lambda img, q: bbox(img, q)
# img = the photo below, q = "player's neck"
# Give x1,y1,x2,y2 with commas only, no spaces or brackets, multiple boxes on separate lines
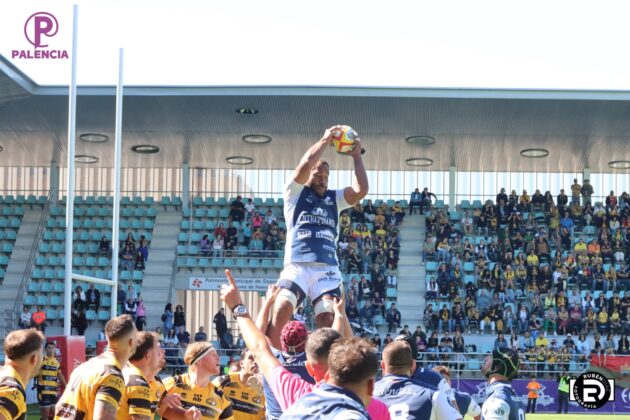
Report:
131,361,155,381
105,348,128,367
188,369,209,388
238,370,251,385
488,375,509,385
3,361,28,385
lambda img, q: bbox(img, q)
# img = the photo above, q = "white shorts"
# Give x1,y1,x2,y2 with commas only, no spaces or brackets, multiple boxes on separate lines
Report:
277,263,343,306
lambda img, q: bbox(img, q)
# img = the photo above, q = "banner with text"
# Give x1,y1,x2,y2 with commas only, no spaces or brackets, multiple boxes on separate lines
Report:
189,276,276,291
454,378,630,413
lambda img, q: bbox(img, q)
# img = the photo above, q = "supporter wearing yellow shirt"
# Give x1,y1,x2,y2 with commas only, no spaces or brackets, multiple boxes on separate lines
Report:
526,250,539,267
0,329,45,420
597,310,609,331
212,350,265,420
574,239,587,254
55,315,137,420
535,332,548,348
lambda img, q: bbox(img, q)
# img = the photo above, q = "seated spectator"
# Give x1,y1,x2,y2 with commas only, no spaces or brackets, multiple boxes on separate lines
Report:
125,232,136,252
229,196,246,221
18,306,31,329
31,305,46,333
73,286,86,311
134,250,145,271
386,303,401,333
199,234,211,256
213,234,225,257
72,308,88,335
86,283,101,312
420,187,437,214
99,235,110,257
264,209,276,226
194,326,207,342
360,301,375,328
120,244,134,271
372,291,385,317
494,333,508,350
125,298,137,318
409,188,422,215
346,301,360,325
126,285,138,302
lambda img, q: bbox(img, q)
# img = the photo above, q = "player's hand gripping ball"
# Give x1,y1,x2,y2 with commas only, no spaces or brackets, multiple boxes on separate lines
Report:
331,125,358,154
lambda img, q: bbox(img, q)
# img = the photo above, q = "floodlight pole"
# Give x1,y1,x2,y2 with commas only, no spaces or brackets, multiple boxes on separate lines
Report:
111,48,124,319
63,4,79,337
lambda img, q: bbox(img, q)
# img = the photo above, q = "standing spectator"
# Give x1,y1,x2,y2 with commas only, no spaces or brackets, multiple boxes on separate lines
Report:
194,326,207,342
229,195,246,221
420,187,437,214
557,369,570,413
126,284,138,302
135,294,146,331
162,303,174,331
31,306,46,332
409,188,422,215
71,308,88,335
581,179,593,205
386,303,401,333
173,304,186,332
526,376,541,413
19,305,31,329
86,283,101,312
213,307,228,343
570,179,582,205
137,235,149,262
225,221,238,254
98,235,110,257
125,232,136,251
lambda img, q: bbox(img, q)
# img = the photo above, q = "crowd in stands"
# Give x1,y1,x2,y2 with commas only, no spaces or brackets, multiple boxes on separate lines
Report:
413,179,630,375
118,232,150,271
197,196,287,257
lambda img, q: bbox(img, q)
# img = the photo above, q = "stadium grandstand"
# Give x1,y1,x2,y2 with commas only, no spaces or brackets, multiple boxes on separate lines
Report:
2,48,630,415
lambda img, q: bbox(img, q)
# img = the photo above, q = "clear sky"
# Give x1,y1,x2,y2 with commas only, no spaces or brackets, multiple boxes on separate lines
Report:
1,0,630,89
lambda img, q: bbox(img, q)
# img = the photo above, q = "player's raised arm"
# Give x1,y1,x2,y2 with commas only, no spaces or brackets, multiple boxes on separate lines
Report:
293,126,340,184
221,270,281,381
343,138,368,206
255,285,281,336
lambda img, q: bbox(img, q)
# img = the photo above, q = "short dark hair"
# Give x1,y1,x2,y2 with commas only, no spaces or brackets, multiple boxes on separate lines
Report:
105,314,136,341
382,341,412,375
328,337,378,386
4,329,45,360
305,328,341,363
129,332,158,362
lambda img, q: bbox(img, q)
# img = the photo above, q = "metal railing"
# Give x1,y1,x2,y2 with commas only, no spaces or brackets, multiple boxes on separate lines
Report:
10,196,50,332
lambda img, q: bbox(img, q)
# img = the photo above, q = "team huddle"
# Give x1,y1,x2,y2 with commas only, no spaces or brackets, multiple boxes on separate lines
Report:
0,127,524,419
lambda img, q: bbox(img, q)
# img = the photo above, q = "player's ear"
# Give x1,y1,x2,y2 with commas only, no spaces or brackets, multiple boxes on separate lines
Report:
410,359,417,375
380,360,385,371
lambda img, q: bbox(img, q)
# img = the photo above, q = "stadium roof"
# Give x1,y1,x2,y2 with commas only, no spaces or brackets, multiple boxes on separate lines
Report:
2,55,630,173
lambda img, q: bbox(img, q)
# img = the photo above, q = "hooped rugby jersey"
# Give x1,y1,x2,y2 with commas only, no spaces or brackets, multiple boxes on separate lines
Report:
262,348,313,419
0,366,27,420
481,381,524,420
54,354,125,420
162,373,233,420
212,373,265,420
37,356,62,399
117,363,166,420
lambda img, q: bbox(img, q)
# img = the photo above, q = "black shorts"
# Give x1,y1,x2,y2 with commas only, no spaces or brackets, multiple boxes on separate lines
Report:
38,394,58,407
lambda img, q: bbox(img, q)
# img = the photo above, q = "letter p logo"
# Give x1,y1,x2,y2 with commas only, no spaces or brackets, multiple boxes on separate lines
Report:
24,12,59,48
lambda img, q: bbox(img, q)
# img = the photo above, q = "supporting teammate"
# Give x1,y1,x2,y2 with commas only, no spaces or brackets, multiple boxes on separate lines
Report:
432,366,481,420
212,349,265,420
55,315,137,420
374,341,462,420
162,342,233,420
35,342,67,420
0,329,45,420
118,331,200,420
480,348,525,420
267,125,368,349
221,269,390,419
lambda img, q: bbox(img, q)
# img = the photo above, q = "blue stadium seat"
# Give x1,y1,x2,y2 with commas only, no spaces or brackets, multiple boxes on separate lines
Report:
28,282,39,292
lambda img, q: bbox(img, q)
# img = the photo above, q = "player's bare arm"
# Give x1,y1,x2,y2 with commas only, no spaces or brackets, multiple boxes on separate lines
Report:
93,400,118,420
255,285,281,336
293,126,341,184
343,138,369,206
221,270,282,382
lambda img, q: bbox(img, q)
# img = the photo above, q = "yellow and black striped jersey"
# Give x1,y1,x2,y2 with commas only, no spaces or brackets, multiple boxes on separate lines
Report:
54,354,125,420
0,366,27,420
37,356,61,397
211,374,264,420
117,364,166,420
162,373,233,420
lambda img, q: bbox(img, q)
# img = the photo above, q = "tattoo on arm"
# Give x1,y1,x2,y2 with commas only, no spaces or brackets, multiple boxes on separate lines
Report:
94,400,118,420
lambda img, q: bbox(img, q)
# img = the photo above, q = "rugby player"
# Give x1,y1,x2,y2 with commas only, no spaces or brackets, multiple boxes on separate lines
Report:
35,342,67,420
480,348,525,420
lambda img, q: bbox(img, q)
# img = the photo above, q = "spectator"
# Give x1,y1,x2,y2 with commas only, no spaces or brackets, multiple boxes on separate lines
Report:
73,286,86,311
31,306,46,332
360,301,375,329
581,179,593,205
213,308,228,343
125,232,136,251
86,283,101,312
71,308,88,335
229,195,246,221
420,187,437,214
570,178,582,205
409,188,422,215
212,234,225,257
99,235,110,257
138,235,149,261
199,234,211,256
386,303,401,333
162,303,174,331
526,376,541,413
124,298,137,318
294,307,307,324
244,198,256,220
135,295,146,331
120,244,134,271
194,326,207,342
18,306,31,329
134,250,145,271
163,328,179,364
174,304,186,332
126,285,138,302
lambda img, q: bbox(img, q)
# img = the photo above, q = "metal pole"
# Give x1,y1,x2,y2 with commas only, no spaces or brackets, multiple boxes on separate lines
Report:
111,48,124,320
63,4,79,336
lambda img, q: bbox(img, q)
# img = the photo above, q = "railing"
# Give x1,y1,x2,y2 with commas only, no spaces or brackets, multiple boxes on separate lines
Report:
10,196,50,332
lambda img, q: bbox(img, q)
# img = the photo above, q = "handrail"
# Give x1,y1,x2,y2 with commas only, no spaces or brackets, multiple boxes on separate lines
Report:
10,196,50,331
